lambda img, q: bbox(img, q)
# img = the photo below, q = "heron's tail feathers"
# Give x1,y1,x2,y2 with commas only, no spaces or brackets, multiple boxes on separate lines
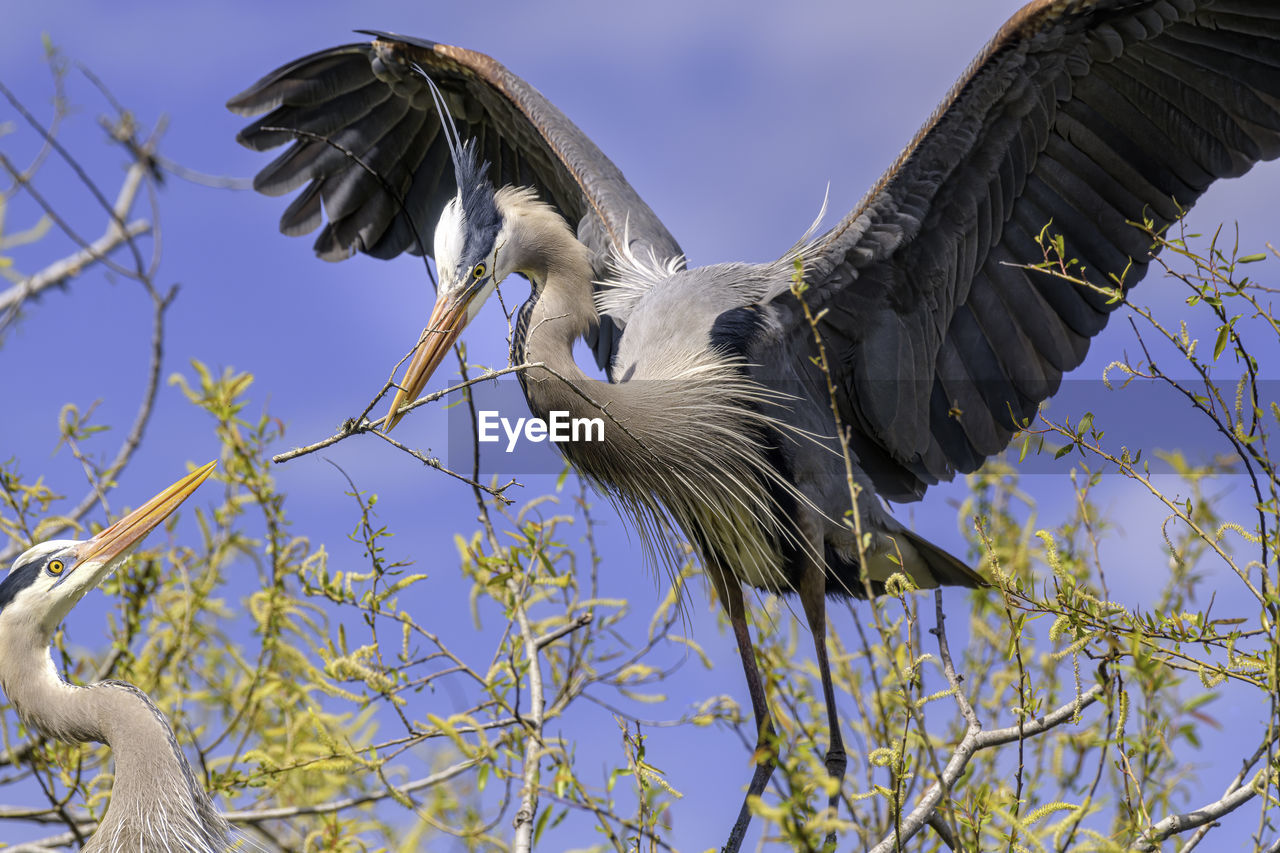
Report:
893,530,986,590
824,528,985,598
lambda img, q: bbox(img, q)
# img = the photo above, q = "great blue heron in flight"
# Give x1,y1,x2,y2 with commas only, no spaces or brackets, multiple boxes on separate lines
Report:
0,463,225,852
229,0,1280,846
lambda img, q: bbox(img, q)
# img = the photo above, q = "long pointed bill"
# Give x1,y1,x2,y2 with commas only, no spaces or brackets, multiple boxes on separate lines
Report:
384,290,476,432
69,461,217,576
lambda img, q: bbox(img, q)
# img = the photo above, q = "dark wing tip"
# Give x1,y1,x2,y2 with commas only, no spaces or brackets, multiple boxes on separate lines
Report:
225,43,373,117
226,88,264,115
355,30,442,52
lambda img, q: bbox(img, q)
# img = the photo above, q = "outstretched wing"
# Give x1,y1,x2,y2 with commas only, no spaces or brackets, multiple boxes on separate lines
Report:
229,31,681,265
228,32,684,368
789,0,1280,498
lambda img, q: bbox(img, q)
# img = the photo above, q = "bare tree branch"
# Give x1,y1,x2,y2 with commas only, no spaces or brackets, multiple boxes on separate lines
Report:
868,682,1106,853
1133,748,1275,852
0,80,147,274
0,219,150,314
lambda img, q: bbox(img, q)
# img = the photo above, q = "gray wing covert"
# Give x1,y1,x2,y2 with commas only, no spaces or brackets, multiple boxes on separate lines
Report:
785,0,1280,499
228,32,683,370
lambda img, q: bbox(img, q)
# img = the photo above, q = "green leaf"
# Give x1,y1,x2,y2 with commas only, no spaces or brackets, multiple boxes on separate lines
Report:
533,806,553,844
1213,325,1230,361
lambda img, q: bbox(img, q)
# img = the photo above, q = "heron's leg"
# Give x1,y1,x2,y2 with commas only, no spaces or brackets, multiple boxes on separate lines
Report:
799,561,847,843
707,565,775,853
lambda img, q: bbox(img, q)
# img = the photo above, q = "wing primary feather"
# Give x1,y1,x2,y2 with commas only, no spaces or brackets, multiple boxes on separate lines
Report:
253,140,327,197
1025,160,1142,287
1110,49,1262,170
999,215,1099,357
928,376,982,475
237,80,389,152
964,270,1053,403
983,240,1082,373
947,303,1036,433
1162,18,1280,84
1053,107,1184,221
226,46,374,115
935,331,1008,457
1071,72,1214,192
279,181,323,236
324,107,429,224
1092,59,1240,178
1039,133,1151,239
1138,38,1280,136
366,124,454,259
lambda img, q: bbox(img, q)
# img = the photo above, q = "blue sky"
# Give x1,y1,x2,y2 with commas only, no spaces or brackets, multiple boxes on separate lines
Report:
3,1,1279,849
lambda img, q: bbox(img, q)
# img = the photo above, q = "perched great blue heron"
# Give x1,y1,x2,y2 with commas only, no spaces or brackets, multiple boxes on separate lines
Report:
229,1,1280,846
0,463,225,852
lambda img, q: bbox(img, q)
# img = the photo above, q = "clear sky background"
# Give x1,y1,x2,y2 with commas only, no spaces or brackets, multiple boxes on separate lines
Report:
3,1,1279,850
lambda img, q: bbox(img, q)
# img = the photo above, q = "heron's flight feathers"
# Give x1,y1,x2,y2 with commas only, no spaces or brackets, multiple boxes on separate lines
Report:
797,0,1280,498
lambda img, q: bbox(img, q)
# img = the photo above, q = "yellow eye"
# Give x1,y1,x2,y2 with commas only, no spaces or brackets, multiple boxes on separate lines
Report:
472,263,487,279
47,559,65,575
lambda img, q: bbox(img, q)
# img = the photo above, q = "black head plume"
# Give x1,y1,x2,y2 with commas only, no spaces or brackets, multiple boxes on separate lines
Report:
411,63,500,263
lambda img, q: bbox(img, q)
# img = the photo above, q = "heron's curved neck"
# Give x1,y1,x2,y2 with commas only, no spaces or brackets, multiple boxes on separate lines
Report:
3,646,108,744
499,189,598,384
495,190,797,586
4,642,228,850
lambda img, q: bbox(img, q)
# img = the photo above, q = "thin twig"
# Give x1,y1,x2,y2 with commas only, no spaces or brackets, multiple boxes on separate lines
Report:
226,758,481,823
271,363,541,464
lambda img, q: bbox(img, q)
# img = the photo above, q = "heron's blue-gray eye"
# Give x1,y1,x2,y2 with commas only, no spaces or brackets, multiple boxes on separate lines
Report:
47,559,64,575
472,263,486,279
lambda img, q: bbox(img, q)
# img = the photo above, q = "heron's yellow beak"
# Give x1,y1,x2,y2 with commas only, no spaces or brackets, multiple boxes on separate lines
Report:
384,289,477,432
70,461,217,574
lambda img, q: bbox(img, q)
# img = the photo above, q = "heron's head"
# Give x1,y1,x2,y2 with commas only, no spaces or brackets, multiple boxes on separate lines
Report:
385,139,508,431
0,462,216,639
